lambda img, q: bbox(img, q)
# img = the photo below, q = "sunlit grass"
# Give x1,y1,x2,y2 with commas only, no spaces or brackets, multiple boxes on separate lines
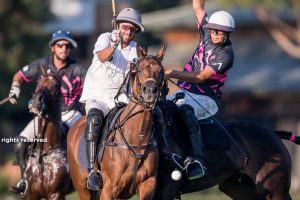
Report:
65,186,300,200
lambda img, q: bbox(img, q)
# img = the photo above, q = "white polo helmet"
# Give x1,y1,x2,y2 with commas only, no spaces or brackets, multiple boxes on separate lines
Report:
116,8,145,32
204,11,235,32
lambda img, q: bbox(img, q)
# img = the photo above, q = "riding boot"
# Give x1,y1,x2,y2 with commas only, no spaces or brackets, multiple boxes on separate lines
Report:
85,108,104,191
10,137,29,195
184,129,207,180
178,104,207,180
153,106,167,152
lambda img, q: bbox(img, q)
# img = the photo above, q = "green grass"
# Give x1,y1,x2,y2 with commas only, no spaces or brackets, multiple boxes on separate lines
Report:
64,186,300,200
2,186,300,199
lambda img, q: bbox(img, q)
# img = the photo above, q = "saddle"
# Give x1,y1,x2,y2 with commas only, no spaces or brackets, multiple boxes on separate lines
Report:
77,104,126,170
200,119,231,151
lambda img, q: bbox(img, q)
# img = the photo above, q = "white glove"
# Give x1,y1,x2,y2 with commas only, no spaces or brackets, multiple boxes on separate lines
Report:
110,29,121,49
9,81,21,104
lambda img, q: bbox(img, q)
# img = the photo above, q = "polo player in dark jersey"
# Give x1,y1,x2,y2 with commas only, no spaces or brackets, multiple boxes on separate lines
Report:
165,0,235,180
8,30,87,195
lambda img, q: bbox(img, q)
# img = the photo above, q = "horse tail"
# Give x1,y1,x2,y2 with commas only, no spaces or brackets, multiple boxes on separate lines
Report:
275,130,300,145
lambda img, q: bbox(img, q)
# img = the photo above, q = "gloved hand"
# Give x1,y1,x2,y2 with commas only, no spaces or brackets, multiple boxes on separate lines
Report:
9,81,21,104
110,29,121,49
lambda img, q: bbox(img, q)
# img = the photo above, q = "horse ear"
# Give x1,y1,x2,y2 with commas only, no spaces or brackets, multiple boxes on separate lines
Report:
136,45,148,60
156,43,168,61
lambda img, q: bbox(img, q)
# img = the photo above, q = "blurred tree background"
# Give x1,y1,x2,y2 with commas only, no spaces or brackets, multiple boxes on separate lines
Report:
0,0,53,163
219,0,300,59
131,0,182,13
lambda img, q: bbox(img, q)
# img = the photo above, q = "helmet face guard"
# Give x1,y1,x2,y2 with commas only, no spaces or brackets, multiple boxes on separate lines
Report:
115,8,144,32
204,11,235,33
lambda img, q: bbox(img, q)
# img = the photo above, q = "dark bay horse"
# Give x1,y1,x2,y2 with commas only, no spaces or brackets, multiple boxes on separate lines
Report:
23,73,72,200
67,45,167,200
154,97,300,200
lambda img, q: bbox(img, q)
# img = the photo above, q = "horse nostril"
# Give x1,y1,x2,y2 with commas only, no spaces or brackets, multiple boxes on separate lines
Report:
142,86,149,94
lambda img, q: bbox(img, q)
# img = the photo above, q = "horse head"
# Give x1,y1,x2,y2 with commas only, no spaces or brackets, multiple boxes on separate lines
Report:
129,44,167,107
30,70,61,117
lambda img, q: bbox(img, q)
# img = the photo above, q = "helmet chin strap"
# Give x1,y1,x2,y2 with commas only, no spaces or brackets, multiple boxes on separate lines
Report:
222,34,229,43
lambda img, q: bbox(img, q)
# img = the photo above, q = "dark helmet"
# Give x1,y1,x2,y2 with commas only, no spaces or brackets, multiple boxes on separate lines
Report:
49,30,77,48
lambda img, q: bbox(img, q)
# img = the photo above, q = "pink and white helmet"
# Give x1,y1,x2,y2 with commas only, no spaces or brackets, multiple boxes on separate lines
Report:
204,11,235,32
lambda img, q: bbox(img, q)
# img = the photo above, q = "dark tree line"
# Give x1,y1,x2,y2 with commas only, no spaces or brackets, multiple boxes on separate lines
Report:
0,0,53,135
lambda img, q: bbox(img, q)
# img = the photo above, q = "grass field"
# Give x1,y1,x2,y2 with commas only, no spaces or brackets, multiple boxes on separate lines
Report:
62,186,300,200
2,187,300,200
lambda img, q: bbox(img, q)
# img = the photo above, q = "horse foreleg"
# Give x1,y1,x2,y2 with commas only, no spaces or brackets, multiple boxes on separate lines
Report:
100,183,114,200
47,193,65,200
254,160,292,200
25,191,40,200
138,177,156,200
219,174,264,200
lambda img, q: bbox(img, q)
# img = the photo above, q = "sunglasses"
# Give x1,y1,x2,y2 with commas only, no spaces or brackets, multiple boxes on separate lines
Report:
209,29,225,36
55,42,72,49
120,24,139,33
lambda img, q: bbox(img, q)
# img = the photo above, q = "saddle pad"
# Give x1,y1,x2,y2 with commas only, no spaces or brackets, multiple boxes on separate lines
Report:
201,123,231,151
77,134,89,170
77,106,126,170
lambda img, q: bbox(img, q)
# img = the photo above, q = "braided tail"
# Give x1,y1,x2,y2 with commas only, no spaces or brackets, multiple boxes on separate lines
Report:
275,131,300,145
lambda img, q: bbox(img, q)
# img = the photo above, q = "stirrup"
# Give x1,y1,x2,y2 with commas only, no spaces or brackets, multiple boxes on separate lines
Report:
10,179,28,197
184,157,207,180
87,169,102,191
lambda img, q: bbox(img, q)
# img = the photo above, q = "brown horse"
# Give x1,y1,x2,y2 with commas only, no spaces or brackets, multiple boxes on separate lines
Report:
67,45,167,200
23,73,72,200
153,95,300,200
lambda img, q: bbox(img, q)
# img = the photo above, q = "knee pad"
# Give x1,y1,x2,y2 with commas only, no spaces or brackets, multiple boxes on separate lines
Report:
85,108,105,141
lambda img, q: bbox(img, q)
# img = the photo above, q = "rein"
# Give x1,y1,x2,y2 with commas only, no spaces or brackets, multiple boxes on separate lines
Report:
168,79,248,165
32,114,64,164
105,104,157,158
114,56,164,109
107,55,164,191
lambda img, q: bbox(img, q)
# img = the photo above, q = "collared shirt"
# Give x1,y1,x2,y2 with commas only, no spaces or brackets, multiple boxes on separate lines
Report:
80,32,138,109
177,13,234,104
18,56,86,112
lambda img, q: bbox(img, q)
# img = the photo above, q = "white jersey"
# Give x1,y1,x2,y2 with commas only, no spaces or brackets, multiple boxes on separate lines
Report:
80,32,138,109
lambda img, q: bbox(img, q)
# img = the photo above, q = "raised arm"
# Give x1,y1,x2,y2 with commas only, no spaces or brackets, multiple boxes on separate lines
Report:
193,0,206,25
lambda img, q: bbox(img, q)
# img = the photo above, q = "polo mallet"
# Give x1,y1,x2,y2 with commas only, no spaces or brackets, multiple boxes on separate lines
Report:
0,96,12,106
112,0,117,29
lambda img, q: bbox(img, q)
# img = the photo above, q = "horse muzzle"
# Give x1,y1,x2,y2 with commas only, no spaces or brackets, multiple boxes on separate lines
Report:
141,78,159,104
30,93,46,115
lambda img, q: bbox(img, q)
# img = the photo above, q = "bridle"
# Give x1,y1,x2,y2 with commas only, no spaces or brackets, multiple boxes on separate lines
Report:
30,74,60,119
115,55,164,109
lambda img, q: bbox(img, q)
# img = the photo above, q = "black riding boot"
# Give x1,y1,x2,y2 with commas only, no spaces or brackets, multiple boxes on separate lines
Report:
185,130,207,180
85,108,104,191
178,104,207,180
153,106,167,152
10,136,29,195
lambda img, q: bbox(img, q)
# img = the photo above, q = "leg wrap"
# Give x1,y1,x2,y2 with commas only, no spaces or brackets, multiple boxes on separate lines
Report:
15,136,29,177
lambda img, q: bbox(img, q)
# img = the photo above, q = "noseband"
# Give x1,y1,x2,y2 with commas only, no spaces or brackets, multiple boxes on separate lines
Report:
115,56,164,109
